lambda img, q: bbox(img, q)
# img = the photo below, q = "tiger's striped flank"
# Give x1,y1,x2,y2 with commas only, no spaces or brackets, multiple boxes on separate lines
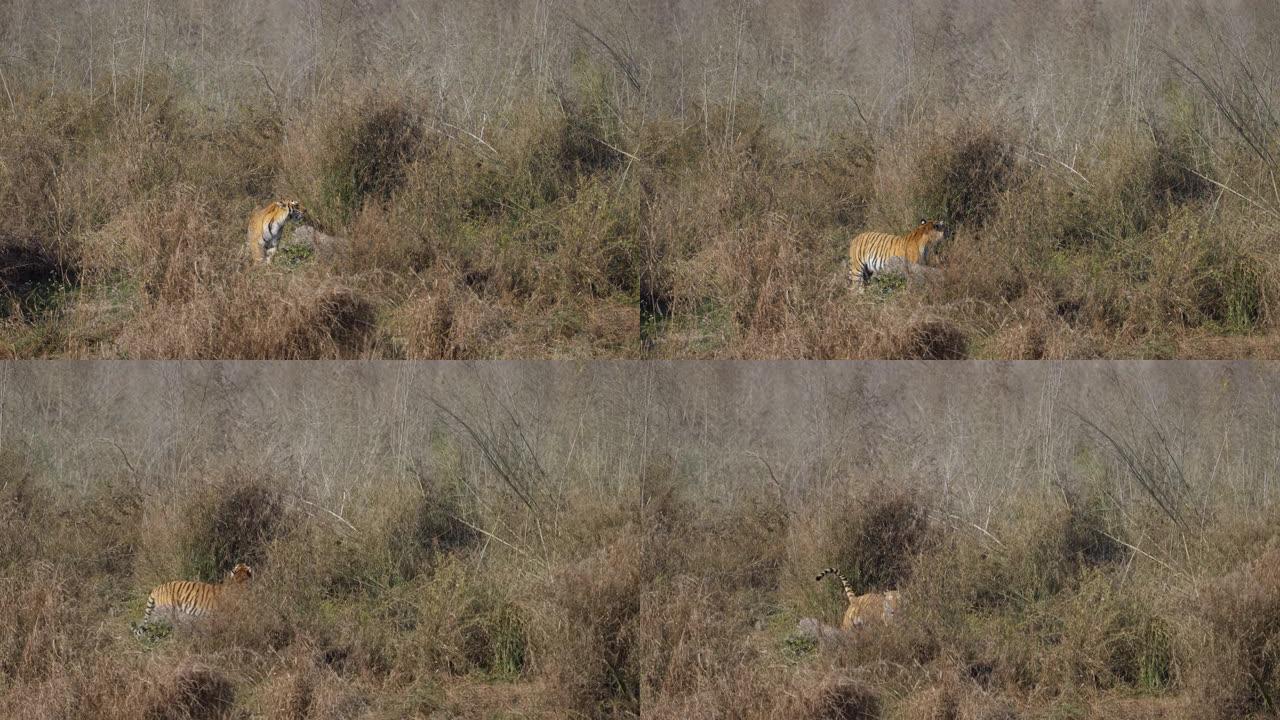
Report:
847,219,947,290
133,563,254,637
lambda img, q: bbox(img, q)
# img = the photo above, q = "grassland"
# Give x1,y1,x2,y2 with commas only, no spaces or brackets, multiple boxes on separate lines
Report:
1,2,641,358
640,1,1280,358
6,1,1280,358
0,364,644,718
641,362,1280,718
6,363,1280,718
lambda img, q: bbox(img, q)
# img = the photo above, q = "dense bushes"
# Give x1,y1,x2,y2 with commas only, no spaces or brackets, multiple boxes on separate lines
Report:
0,431,639,720
628,463,1280,719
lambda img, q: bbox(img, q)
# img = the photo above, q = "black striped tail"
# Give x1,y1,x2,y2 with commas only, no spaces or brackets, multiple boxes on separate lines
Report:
816,567,857,603
133,596,157,638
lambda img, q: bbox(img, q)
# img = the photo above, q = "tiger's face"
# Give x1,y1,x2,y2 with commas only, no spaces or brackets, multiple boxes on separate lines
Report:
228,563,254,583
282,200,305,222
916,219,948,260
917,218,947,244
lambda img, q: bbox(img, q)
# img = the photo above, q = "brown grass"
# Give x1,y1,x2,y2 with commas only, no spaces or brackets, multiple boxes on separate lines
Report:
631,362,1280,719
0,364,644,718
0,78,638,358
5,2,1280,356
9,362,1280,717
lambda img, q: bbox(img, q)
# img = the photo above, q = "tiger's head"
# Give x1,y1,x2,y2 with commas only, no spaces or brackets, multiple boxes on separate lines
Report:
910,218,948,257
227,563,255,583
281,200,305,222
915,218,947,241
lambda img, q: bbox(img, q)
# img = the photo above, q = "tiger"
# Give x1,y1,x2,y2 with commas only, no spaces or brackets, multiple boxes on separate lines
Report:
133,563,254,637
246,200,305,264
847,218,947,290
815,567,900,630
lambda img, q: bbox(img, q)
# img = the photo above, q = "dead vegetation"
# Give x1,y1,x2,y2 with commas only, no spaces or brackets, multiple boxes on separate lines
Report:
637,362,1280,719
0,364,644,718
4,1,1280,356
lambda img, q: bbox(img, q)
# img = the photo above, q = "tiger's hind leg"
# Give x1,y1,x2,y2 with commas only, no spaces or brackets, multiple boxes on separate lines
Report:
854,263,874,292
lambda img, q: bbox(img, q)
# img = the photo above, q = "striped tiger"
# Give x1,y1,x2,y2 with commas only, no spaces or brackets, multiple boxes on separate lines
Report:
246,200,305,264
815,567,900,630
133,563,254,637
847,219,947,290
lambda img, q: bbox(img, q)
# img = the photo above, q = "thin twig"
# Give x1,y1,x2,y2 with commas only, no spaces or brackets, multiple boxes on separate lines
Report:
242,61,281,109
1026,146,1091,185
429,396,538,512
940,511,1005,547
441,121,499,157
561,13,641,91
446,512,544,568
746,451,785,497
1095,529,1188,580
94,438,139,478
1181,165,1279,219
296,496,359,534
591,135,642,163
0,64,16,118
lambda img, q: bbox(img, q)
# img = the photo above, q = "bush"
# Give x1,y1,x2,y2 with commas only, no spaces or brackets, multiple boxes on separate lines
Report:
118,273,382,359
802,676,882,720
912,121,1017,228
143,662,237,720
1192,547,1280,717
539,534,642,716
180,480,285,582
319,99,425,224
0,237,78,323
823,486,932,593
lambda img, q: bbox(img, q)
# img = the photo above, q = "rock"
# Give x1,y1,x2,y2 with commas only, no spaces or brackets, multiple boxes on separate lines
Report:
796,617,846,642
287,225,350,260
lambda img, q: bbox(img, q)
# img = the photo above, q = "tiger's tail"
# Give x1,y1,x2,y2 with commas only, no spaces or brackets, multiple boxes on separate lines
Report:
816,567,857,604
133,595,157,638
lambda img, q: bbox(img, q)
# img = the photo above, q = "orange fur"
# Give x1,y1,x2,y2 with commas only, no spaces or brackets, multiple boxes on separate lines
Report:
134,563,253,635
816,567,900,630
246,200,305,264
847,219,947,290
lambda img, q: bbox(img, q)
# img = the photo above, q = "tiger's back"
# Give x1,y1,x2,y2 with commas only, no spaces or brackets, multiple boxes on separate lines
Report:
848,219,947,289
145,579,225,620
842,589,901,630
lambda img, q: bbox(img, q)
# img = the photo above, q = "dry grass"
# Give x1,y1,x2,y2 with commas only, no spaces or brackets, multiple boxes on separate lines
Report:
645,113,1280,358
636,362,1280,719
9,363,1280,717
0,364,644,718
0,55,638,358
4,2,1280,357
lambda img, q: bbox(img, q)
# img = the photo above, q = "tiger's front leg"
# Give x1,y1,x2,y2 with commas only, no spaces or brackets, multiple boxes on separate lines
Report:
263,219,283,263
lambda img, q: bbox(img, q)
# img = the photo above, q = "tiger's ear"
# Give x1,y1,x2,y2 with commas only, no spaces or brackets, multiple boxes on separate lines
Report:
918,218,927,225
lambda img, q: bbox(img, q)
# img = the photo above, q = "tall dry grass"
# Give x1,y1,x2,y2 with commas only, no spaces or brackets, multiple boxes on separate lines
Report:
638,362,1280,718
8,363,1280,716
0,364,645,718
5,1,1280,357
1,1,644,358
